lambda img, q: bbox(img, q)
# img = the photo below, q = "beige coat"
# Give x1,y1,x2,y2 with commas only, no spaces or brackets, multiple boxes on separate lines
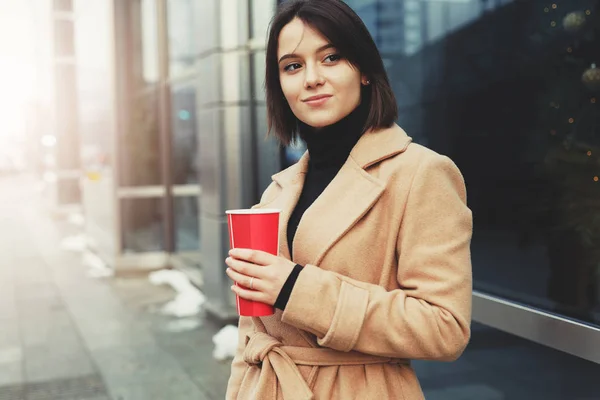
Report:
226,124,473,400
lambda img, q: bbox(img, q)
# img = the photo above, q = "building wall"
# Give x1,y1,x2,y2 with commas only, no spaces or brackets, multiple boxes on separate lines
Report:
75,0,119,262
196,0,280,318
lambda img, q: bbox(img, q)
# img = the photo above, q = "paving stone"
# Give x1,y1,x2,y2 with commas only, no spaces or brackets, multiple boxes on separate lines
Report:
23,343,96,384
153,318,231,399
107,375,211,400
91,343,194,385
0,383,25,400
18,306,94,382
19,307,73,346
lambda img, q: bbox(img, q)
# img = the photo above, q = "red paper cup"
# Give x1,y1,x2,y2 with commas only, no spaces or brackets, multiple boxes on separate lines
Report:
226,209,280,317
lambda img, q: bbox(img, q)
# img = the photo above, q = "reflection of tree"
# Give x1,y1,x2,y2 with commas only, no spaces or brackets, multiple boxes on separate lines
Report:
123,0,162,187
126,90,161,185
532,3,600,319
171,87,198,184
387,0,600,320
542,142,600,315
120,89,164,251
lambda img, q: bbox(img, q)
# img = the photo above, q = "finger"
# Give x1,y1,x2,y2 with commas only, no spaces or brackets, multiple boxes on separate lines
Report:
225,267,248,286
231,284,268,303
225,257,268,279
229,248,275,266
226,268,264,290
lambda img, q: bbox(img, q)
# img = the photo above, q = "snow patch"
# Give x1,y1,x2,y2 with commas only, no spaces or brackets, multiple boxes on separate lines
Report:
60,234,87,252
149,269,206,317
212,325,239,360
67,212,85,226
82,251,113,278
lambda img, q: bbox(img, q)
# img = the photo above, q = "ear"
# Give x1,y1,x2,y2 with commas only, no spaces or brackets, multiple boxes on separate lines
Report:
361,75,371,86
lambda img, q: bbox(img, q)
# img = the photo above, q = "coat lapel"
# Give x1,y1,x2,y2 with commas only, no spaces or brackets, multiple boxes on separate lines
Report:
291,157,384,267
291,124,412,266
269,153,309,260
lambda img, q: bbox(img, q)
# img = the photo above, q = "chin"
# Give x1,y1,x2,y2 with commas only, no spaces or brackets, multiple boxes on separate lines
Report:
300,114,343,129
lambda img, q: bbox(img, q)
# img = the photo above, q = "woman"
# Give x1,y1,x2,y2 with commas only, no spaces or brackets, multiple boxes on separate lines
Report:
224,0,472,399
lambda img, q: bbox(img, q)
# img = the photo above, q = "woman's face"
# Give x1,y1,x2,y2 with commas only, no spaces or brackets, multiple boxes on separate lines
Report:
277,18,365,129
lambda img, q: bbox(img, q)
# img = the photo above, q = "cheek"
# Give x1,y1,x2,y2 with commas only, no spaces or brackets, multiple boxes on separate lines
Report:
280,76,299,104
333,68,362,97
339,77,362,104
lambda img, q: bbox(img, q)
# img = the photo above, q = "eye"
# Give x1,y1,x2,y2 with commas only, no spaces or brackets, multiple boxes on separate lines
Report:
283,63,302,72
324,53,342,63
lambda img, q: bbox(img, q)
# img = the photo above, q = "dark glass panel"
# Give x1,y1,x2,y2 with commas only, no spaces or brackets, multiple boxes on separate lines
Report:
121,197,164,252
350,0,600,326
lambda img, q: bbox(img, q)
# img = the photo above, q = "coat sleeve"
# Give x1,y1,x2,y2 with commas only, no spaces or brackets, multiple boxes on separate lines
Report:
280,154,473,361
225,316,252,399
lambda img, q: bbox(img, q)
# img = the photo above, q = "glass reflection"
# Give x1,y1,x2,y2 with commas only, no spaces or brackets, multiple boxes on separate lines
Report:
121,197,165,252
171,84,199,184
167,0,197,76
120,0,162,186
349,0,600,325
174,196,199,251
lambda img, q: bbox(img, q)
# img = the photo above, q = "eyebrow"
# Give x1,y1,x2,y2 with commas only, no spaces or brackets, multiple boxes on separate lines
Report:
278,43,335,64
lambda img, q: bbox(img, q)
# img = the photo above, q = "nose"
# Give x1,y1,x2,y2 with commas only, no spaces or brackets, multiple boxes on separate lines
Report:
304,64,324,89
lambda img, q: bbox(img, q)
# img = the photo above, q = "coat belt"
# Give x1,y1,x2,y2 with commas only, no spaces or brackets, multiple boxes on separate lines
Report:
243,331,409,400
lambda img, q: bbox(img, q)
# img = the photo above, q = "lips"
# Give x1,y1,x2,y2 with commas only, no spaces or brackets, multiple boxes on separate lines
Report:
302,94,332,106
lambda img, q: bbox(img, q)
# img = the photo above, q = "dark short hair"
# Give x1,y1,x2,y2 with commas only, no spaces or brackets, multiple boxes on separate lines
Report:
265,0,398,146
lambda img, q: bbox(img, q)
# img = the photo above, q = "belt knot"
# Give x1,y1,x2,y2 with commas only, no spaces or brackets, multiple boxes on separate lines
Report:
243,331,283,365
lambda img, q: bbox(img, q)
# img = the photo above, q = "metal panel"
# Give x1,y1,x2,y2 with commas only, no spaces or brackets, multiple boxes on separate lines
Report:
195,0,219,55
172,184,201,196
220,0,249,51
197,53,222,106
252,50,266,102
222,50,251,103
111,0,130,260
254,104,279,196
157,0,175,253
236,0,250,47
251,0,275,41
472,291,600,364
223,105,256,210
117,186,166,198
197,108,225,216
199,214,238,320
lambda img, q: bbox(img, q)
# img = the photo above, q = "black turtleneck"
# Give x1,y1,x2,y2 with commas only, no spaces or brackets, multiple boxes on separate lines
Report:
273,102,368,310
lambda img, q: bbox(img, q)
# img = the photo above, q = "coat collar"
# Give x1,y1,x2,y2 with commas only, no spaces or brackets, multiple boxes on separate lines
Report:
271,124,412,188
268,124,412,264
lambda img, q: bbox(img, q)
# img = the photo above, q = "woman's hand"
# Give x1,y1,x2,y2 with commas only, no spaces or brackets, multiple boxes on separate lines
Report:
225,248,296,306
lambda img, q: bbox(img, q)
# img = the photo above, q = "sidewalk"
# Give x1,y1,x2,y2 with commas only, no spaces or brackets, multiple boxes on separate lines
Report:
0,175,230,400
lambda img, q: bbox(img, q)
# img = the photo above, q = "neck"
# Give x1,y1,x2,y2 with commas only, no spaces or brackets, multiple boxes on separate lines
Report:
299,102,369,170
